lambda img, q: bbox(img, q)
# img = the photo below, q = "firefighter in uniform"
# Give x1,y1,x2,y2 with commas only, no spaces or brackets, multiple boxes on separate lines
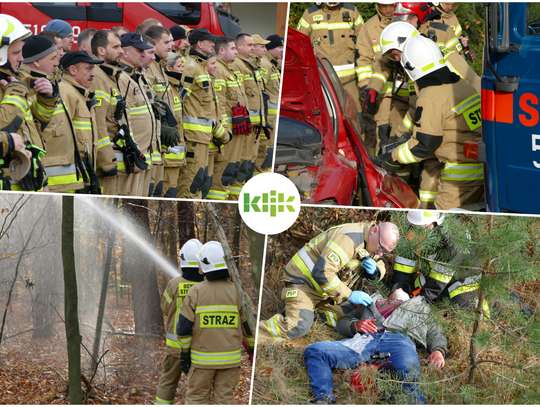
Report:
119,33,157,196
259,222,400,343
146,25,187,198
176,28,219,199
177,241,255,405
0,14,57,192
208,36,250,201
19,35,85,193
391,211,486,313
356,1,394,145
298,3,364,113
90,30,133,195
59,51,105,194
364,2,463,153
376,21,481,207
231,33,266,184
155,239,204,406
376,35,483,210
170,25,190,61
204,52,230,199
255,34,283,175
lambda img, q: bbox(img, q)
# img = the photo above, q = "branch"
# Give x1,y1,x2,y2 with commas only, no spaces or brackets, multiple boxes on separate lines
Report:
44,361,67,382
121,202,178,232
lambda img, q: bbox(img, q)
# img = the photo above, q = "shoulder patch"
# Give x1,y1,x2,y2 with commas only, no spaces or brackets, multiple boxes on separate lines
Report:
358,249,370,258
286,290,298,299
313,14,323,21
328,252,341,265
429,22,450,32
415,106,423,124
184,76,194,84
342,231,364,248
342,3,356,11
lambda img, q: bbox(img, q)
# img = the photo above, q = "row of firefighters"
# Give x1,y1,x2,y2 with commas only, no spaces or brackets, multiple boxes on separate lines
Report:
0,14,283,199
297,2,484,211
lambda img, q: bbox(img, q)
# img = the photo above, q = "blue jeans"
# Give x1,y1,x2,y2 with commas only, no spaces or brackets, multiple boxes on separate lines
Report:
303,332,425,404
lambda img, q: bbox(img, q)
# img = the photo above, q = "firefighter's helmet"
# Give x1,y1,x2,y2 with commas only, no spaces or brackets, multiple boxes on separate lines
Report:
380,21,419,56
376,0,396,20
392,2,432,24
401,34,446,81
0,14,32,65
197,241,227,274
179,238,203,268
407,210,445,227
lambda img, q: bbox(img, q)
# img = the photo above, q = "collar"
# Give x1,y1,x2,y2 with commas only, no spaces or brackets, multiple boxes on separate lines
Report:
165,69,183,86
189,49,207,60
264,52,278,65
18,64,54,97
416,66,460,90
237,54,255,68
119,60,135,74
99,62,123,78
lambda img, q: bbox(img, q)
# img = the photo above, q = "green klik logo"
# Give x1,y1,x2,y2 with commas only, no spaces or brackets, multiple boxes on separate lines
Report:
243,190,295,217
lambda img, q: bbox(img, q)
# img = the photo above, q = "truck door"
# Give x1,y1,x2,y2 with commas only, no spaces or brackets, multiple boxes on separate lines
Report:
483,3,540,213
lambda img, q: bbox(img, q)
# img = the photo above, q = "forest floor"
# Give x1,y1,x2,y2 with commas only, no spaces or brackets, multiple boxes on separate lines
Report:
0,292,253,405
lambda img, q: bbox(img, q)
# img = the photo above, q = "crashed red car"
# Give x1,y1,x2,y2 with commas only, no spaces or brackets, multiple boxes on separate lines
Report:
276,27,419,208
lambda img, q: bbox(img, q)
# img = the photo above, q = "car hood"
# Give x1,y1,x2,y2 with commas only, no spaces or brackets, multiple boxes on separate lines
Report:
280,27,328,137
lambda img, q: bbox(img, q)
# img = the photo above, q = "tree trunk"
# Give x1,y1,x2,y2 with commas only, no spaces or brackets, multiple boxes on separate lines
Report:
177,201,195,247
62,196,82,404
169,222,178,268
232,207,242,270
123,199,163,335
247,225,265,294
91,198,118,370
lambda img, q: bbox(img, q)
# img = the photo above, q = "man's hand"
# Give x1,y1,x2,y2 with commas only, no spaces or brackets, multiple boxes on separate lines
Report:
0,76,17,86
9,132,25,152
461,36,469,48
362,88,379,115
348,290,373,306
362,258,377,275
33,78,53,96
426,350,445,368
355,318,378,334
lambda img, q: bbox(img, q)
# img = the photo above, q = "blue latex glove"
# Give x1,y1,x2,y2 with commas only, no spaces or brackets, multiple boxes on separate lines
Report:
348,291,373,306
362,258,377,275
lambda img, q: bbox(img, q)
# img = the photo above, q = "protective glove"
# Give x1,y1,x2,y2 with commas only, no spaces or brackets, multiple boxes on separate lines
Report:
180,352,191,374
83,152,101,195
362,258,377,275
232,104,248,135
463,45,476,63
134,152,148,171
373,151,402,172
348,291,373,306
151,99,167,120
243,106,252,134
124,130,148,172
247,347,254,363
161,121,181,147
362,88,379,115
355,318,378,334
19,145,45,191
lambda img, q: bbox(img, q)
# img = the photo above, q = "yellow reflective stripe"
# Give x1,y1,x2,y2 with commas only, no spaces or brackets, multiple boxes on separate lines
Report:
354,15,364,26
196,305,237,312
306,235,327,251
130,105,151,115
397,142,418,164
394,263,415,274
73,120,91,130
372,73,387,84
403,113,414,131
449,282,479,298
429,269,453,284
244,336,255,347
268,315,283,342
195,74,212,83
326,240,349,264
446,36,460,49
191,349,241,365
372,44,381,53
419,190,437,202
47,173,81,186
324,311,337,328
345,258,360,268
184,122,212,132
178,336,192,349
164,152,186,160
312,22,359,30
320,276,341,292
441,163,484,181
452,94,481,115
455,25,462,36
298,17,310,29
94,90,111,104
335,67,356,78
163,289,172,304
153,83,167,92
166,338,180,348
33,100,55,118
1,95,29,115
52,104,66,115
174,103,182,112
97,136,111,149
155,396,174,405
292,252,325,296
207,189,228,200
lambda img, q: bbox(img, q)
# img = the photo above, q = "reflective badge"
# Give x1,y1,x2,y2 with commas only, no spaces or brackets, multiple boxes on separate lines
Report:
134,87,141,95
464,106,482,131
215,84,222,92
95,99,102,107
174,96,180,103
178,282,197,296
313,15,323,21
286,290,298,298
328,252,340,265
358,249,369,258
200,313,238,328
112,89,118,96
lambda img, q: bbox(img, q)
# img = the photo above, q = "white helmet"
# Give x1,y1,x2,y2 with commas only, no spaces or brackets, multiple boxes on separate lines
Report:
407,210,445,226
380,21,419,56
179,238,203,268
400,34,446,81
376,1,395,19
197,241,227,274
0,14,32,66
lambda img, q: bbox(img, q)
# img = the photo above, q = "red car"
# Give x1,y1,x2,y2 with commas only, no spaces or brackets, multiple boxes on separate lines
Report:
277,27,419,208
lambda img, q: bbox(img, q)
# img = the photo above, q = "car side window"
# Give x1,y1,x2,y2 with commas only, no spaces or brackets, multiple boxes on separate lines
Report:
319,57,346,112
527,3,540,35
146,2,202,25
